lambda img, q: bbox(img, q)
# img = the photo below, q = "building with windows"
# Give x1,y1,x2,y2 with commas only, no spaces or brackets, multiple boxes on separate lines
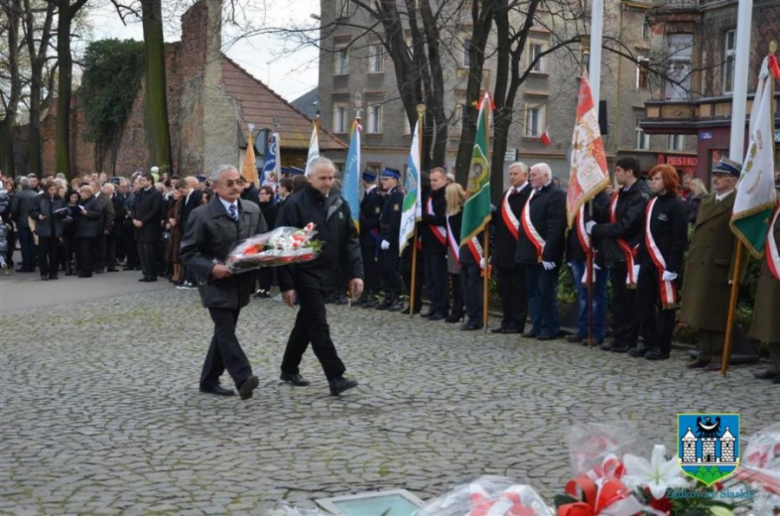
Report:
640,0,780,183
317,0,695,182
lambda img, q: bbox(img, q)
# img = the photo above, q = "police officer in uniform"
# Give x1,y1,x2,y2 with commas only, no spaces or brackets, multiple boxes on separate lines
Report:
376,168,404,311
358,169,384,308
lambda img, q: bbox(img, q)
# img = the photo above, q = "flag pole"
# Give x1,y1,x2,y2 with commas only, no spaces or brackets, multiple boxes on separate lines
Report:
410,104,425,318
721,243,744,376
587,202,594,348
483,230,490,333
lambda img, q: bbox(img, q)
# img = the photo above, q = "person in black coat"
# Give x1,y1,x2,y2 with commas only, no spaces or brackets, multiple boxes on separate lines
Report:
491,162,532,334
419,167,450,319
74,186,103,278
180,165,267,400
103,183,124,272
514,163,567,340
132,173,164,282
629,164,688,361
357,170,384,307
588,157,652,352
30,180,67,280
240,179,260,206
376,168,405,311
276,157,363,396
255,184,278,296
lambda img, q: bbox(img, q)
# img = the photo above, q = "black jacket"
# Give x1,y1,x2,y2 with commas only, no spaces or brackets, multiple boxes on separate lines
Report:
241,184,260,206
110,194,126,238
179,190,201,229
74,197,102,238
259,201,278,230
180,197,267,309
30,195,66,238
276,184,363,292
514,183,567,265
591,179,652,267
133,187,164,243
565,191,610,263
493,183,531,269
359,186,383,248
379,186,404,246
420,187,447,254
637,192,688,274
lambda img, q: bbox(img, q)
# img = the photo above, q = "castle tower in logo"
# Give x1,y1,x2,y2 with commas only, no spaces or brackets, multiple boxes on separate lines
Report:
677,414,740,486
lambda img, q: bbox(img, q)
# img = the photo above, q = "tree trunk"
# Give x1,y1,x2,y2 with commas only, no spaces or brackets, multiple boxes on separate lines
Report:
54,0,73,178
419,0,447,168
141,0,172,174
0,0,22,177
24,0,55,177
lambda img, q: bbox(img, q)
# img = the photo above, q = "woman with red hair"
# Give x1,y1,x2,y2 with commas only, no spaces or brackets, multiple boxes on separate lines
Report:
629,164,688,361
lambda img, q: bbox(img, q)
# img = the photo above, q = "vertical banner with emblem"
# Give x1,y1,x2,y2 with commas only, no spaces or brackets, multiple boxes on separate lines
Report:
460,92,493,245
260,132,280,191
343,119,362,232
399,121,422,254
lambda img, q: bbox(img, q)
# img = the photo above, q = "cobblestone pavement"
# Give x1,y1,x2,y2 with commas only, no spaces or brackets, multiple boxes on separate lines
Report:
2,282,779,515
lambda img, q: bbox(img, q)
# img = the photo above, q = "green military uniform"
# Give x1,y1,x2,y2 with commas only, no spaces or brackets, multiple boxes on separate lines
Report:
749,209,780,374
680,191,741,362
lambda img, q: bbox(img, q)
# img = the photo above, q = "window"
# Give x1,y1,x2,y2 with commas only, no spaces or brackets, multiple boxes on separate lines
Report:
367,104,383,134
667,134,684,151
529,43,545,73
636,57,650,89
635,118,649,150
524,105,544,137
665,33,692,101
333,103,348,133
336,0,351,18
369,44,384,73
642,18,651,40
334,47,349,75
461,38,471,68
723,30,736,94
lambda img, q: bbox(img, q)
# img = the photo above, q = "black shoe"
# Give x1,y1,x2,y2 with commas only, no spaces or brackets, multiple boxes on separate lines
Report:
49,275,58,280
106,268,119,272
334,295,349,305
40,275,50,281
200,384,236,397
329,376,358,396
138,277,147,282
375,301,392,311
460,322,482,331
78,273,92,278
565,334,583,343
428,312,446,321
447,314,463,323
754,370,777,380
522,331,539,338
610,344,631,353
628,346,649,357
238,375,259,400
362,298,379,309
645,349,670,361
387,301,404,312
687,359,711,369
537,334,555,341
280,372,310,386
420,310,435,318
400,305,421,315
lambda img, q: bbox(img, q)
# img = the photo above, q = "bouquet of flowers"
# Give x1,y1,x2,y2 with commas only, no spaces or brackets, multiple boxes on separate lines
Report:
225,223,323,273
415,475,554,515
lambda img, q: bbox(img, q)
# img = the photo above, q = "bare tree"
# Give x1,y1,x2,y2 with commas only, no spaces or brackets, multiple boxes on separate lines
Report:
0,0,22,176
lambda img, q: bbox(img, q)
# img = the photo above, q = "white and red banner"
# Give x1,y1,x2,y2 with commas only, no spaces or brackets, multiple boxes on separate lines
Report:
567,72,610,229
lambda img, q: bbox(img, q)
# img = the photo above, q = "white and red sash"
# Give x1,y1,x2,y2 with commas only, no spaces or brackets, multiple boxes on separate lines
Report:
610,191,638,289
521,189,545,261
446,215,461,268
447,214,486,271
576,205,596,284
644,198,677,309
427,197,447,245
501,188,521,240
767,206,780,282
467,236,484,269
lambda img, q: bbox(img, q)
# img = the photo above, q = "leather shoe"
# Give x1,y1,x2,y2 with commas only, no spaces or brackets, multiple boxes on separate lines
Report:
460,322,482,331
445,314,462,323
238,375,259,400
565,334,583,343
704,362,722,372
280,372,310,386
537,334,555,341
428,313,446,321
754,370,777,380
387,301,404,312
329,376,358,396
106,268,119,272
522,331,538,338
420,310,435,318
687,359,711,369
610,343,631,353
400,305,421,315
490,327,506,334
628,346,648,357
645,349,670,361
200,384,236,397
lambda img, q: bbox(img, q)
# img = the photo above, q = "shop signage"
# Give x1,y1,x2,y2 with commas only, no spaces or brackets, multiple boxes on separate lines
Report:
657,154,698,167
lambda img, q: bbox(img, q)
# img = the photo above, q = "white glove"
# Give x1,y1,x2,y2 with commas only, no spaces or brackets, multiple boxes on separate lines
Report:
585,221,597,235
381,240,390,251
479,258,486,269
632,264,640,278
594,263,601,271
542,261,555,271
662,270,678,281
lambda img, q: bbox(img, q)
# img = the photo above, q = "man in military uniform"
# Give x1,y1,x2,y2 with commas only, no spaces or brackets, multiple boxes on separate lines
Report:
750,175,780,383
376,168,404,311
681,158,743,370
358,169,383,308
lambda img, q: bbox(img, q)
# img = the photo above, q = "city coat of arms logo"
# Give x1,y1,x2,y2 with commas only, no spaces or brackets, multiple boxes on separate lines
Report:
678,413,740,485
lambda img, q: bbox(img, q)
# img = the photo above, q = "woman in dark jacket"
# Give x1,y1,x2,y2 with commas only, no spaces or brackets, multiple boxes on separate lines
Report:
1,177,16,270
29,180,66,280
444,183,465,323
164,189,184,284
74,186,103,278
62,191,80,275
255,185,278,296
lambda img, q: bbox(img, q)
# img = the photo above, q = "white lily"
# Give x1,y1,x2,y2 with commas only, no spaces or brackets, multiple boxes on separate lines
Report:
622,444,689,499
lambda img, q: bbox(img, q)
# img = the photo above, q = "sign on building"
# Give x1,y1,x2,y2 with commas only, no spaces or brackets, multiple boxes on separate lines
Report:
504,149,517,162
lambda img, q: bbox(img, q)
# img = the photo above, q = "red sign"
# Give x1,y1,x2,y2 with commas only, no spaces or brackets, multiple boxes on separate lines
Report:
657,154,698,167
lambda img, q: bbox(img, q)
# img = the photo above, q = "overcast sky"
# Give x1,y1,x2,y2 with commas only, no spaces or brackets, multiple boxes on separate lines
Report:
84,0,320,103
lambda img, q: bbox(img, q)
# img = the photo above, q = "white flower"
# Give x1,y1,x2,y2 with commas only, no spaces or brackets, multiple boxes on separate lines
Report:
622,444,689,499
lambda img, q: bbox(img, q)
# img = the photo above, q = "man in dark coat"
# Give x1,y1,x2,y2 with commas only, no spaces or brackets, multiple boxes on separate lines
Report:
514,163,567,340
178,176,202,289
681,157,743,370
376,168,404,311
74,186,103,278
180,165,266,401
589,156,651,352
132,173,163,282
276,157,364,396
106,183,125,272
93,182,116,273
11,176,37,272
357,169,383,307
491,162,532,334
420,167,450,319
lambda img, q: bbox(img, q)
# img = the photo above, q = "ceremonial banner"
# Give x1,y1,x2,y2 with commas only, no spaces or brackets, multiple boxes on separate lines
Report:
460,92,493,245
241,130,259,186
304,121,320,175
260,132,280,191
399,121,422,254
730,55,780,258
343,119,362,231
567,72,610,228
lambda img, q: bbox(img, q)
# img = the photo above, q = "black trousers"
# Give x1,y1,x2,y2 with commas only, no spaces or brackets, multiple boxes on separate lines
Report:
281,287,346,381
636,269,676,353
137,241,157,279
461,263,483,324
361,244,382,293
124,226,138,268
496,265,527,332
38,235,59,278
380,247,402,298
106,236,118,269
611,265,639,346
95,232,107,270
78,237,95,276
202,307,253,389
449,272,464,317
424,253,449,314
258,268,273,293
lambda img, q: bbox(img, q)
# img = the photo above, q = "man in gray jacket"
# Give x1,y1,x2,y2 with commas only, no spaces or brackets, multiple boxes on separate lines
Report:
11,177,38,272
180,165,267,401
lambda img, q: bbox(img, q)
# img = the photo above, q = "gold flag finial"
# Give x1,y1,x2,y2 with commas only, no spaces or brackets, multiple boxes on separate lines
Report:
416,103,425,116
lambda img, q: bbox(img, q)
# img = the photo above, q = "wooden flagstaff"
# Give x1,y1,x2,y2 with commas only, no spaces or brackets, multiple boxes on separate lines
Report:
721,243,744,376
483,230,490,333
587,201,595,348
409,104,425,318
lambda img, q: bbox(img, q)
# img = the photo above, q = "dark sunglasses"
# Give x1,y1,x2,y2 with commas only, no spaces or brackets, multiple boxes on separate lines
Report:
223,179,245,187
